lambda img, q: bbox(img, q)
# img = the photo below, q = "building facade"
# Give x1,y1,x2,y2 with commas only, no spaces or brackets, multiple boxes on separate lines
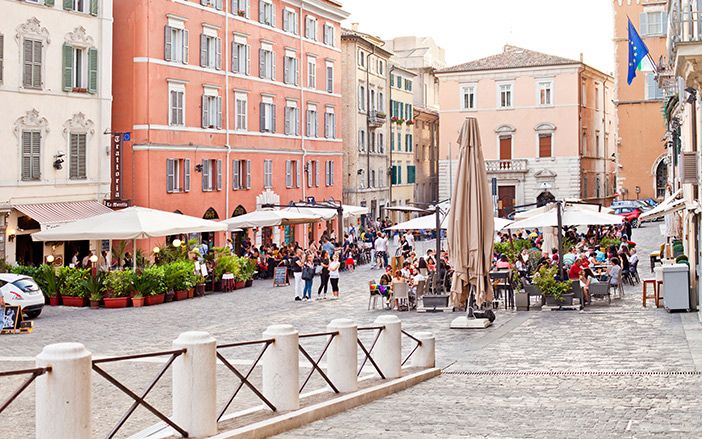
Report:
413,106,439,205
0,0,113,265
436,45,616,216
112,0,348,247
613,0,670,201
388,64,416,222
340,26,390,223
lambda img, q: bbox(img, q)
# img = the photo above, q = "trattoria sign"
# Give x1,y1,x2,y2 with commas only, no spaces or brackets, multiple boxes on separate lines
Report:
111,134,123,200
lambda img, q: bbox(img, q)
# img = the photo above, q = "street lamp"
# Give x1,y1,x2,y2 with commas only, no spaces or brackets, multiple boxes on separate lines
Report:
89,254,99,277
172,239,182,248
46,255,55,264
153,246,160,254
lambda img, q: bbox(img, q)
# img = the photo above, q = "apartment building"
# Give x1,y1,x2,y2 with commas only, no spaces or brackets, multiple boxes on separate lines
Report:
0,0,113,265
388,64,416,222
340,25,390,224
112,0,348,246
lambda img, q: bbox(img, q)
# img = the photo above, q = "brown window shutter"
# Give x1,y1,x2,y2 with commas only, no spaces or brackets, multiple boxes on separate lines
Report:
539,134,552,158
499,136,512,160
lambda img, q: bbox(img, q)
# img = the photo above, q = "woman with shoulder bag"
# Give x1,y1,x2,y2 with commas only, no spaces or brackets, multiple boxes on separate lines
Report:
329,253,341,299
301,254,316,302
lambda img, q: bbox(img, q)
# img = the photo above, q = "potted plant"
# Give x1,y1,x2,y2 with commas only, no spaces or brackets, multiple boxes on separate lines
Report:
215,255,239,290
237,9,246,17
141,266,166,305
131,292,145,307
60,267,90,307
103,270,132,308
533,266,573,307
240,257,256,287
82,273,105,309
165,261,195,301
195,274,207,297
406,118,415,126
39,264,61,306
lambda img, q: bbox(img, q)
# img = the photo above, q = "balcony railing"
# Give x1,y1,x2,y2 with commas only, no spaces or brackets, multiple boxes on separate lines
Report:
669,0,702,56
368,110,386,128
485,159,528,173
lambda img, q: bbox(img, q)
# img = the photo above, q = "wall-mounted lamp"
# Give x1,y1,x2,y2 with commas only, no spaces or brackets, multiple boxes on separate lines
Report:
685,87,697,104
7,228,16,242
53,153,65,170
357,169,364,175
195,164,203,173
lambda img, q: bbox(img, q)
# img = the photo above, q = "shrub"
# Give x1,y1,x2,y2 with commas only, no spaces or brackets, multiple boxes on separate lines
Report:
61,268,90,297
104,270,133,298
37,264,59,298
239,257,256,281
214,255,239,281
163,260,197,291
136,266,166,296
533,266,572,302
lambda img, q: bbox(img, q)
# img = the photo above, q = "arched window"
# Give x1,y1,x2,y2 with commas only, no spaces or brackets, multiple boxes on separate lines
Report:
655,159,668,198
203,207,219,220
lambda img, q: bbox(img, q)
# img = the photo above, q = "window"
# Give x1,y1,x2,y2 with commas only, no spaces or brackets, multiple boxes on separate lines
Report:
283,9,298,34
595,85,600,110
359,84,366,111
232,159,251,190
397,131,401,151
263,159,273,188
498,83,512,108
166,158,191,193
378,132,384,153
306,160,313,187
259,0,274,26
259,44,275,80
259,98,276,132
377,59,384,75
323,24,334,46
325,160,334,186
306,105,318,137
284,52,298,85
66,0,98,14
390,74,394,87
405,133,413,152
370,170,376,188
538,81,552,106
23,39,43,89
21,131,41,181
164,24,189,64
201,92,222,129
581,81,587,106
324,107,335,138
284,101,300,135
62,45,98,93
285,160,301,187
326,62,334,93
168,82,185,126
405,79,412,92
359,129,365,151
378,91,385,112
307,56,316,88
68,133,87,179
396,76,403,89
645,73,665,100
231,38,250,74
369,130,375,152
201,0,223,10
538,133,552,158
358,50,365,67
407,165,416,184
200,159,222,191
0,34,3,83
200,33,222,69
305,16,317,40
499,135,512,160
235,92,247,130
461,84,476,110
232,0,249,18
390,128,395,151
640,11,666,36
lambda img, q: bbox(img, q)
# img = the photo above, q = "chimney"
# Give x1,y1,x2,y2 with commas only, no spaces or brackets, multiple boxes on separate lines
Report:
351,22,359,31
580,52,584,63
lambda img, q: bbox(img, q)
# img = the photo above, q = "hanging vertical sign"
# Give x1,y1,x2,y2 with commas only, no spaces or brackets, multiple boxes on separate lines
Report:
106,133,130,209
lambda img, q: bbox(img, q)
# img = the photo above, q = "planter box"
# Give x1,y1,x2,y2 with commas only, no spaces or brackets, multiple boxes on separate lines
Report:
187,288,194,299
545,293,574,307
62,296,87,307
90,300,100,309
49,296,60,306
131,297,145,307
103,297,130,309
235,280,246,289
174,290,188,301
515,292,529,311
422,294,449,309
245,279,253,288
145,293,166,306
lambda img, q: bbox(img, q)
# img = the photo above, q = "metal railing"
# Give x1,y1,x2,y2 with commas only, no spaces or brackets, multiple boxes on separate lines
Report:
92,349,187,439
357,325,386,379
298,331,340,393
216,338,276,421
0,366,50,415
485,159,528,173
401,330,423,366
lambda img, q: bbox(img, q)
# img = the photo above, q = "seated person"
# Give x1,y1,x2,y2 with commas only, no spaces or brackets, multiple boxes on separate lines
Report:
607,258,622,285
379,266,393,286
629,248,640,273
578,268,599,304
568,259,583,280
495,255,512,270
400,261,412,279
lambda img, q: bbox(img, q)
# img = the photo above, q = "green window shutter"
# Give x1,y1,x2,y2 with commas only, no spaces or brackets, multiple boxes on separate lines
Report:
63,0,72,10
62,44,74,91
90,0,98,16
391,166,397,185
88,48,98,93
45,0,55,6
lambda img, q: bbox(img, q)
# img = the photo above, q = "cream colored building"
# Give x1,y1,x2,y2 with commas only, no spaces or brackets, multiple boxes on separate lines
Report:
388,64,417,222
341,25,391,224
0,0,113,265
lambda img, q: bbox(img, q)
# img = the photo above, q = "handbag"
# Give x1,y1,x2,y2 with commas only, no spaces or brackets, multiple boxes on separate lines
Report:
302,266,315,280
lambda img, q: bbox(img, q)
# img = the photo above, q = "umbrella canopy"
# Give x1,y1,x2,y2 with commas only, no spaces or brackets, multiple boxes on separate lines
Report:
507,204,623,229
220,209,321,230
447,118,494,309
640,189,682,222
283,204,369,220
32,206,227,241
383,205,431,214
387,213,511,232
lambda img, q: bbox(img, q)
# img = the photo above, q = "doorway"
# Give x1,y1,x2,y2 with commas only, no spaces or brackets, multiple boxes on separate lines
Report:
498,185,516,218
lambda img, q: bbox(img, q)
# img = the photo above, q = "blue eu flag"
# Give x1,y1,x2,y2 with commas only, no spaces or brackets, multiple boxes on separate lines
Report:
627,18,650,85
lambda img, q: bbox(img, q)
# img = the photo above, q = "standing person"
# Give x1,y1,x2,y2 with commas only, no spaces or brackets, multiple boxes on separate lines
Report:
374,232,388,269
301,254,316,302
291,249,304,301
316,250,330,300
329,253,341,299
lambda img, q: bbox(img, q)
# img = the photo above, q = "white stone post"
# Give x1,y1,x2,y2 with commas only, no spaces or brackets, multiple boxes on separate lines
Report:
262,324,299,411
374,315,402,379
410,332,436,368
326,318,358,392
35,343,92,439
172,331,217,437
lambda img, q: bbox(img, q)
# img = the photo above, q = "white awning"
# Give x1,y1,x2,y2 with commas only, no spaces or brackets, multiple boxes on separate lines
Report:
640,189,683,222
14,201,113,230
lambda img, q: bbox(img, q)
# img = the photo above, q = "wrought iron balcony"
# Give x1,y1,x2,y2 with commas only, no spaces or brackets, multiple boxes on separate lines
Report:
368,110,386,128
669,0,702,57
485,159,528,173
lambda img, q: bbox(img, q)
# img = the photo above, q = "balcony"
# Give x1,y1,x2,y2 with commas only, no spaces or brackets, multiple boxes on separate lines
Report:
669,0,702,86
485,159,528,173
368,110,386,129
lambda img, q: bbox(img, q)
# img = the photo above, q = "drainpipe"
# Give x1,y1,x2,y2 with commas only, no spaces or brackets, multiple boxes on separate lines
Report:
224,1,231,220
388,65,396,217
300,2,307,202
366,47,375,218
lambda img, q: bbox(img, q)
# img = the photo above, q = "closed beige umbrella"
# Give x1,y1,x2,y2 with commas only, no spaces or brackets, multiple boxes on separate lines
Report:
448,118,494,311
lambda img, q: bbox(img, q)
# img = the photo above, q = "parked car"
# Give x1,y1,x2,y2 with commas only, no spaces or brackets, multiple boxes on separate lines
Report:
613,206,643,227
611,200,652,211
641,198,659,208
0,273,45,319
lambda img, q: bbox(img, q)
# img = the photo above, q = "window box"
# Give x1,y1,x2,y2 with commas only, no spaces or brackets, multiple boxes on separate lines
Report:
237,9,246,17
406,119,414,126
72,87,88,93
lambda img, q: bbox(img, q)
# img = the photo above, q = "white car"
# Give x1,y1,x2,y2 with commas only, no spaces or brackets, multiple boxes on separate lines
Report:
0,273,45,319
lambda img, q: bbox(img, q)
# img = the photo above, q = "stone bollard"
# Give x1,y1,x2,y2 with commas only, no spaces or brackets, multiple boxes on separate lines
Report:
172,331,218,437
35,343,92,439
374,315,402,379
409,332,436,368
262,324,299,411
326,318,358,392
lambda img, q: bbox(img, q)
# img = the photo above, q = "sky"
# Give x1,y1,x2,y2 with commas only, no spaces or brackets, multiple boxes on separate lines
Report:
342,0,615,74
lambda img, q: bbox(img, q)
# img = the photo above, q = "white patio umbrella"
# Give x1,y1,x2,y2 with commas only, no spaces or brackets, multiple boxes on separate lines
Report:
507,204,623,229
387,213,512,232
283,204,369,220
220,209,322,230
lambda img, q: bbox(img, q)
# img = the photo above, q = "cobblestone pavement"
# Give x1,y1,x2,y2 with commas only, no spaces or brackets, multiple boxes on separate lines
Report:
3,222,702,438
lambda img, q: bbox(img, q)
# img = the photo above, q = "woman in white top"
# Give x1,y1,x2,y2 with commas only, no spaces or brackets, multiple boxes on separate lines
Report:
329,253,341,299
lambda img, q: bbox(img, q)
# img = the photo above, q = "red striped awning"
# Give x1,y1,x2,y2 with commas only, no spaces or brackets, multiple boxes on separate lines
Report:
14,201,112,230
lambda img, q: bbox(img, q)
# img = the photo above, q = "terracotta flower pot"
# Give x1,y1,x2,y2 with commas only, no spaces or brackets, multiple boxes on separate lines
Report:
187,288,194,299
49,296,60,306
89,300,100,309
103,297,130,309
195,283,206,297
145,293,166,306
174,290,188,301
62,296,87,307
131,297,145,307
235,280,246,289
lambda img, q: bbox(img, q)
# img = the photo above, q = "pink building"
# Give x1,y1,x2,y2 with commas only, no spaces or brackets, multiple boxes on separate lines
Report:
436,45,616,216
113,0,348,246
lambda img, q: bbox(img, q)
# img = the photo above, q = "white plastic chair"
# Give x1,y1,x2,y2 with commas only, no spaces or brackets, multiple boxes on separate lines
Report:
392,282,410,311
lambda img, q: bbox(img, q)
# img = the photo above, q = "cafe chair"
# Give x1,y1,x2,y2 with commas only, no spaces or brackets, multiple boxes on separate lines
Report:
589,282,611,304
650,244,664,273
368,282,384,310
629,260,641,285
393,282,410,311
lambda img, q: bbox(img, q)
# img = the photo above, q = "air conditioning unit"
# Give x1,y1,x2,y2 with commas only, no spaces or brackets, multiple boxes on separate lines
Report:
679,151,699,185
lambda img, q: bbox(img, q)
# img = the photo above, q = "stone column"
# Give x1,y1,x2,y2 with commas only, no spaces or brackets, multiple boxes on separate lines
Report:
409,332,435,368
327,318,358,392
262,324,299,411
374,315,402,379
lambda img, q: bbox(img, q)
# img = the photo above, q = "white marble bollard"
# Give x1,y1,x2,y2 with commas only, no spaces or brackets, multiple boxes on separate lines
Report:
172,331,218,437
35,343,92,439
262,324,299,411
374,315,402,379
409,332,436,368
326,318,358,392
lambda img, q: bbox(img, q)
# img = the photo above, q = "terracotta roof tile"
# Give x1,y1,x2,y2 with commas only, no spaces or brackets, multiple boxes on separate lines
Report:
437,45,579,74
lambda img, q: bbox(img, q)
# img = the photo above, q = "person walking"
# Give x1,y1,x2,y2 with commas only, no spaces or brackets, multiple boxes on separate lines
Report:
316,250,330,300
329,253,341,299
301,253,316,302
291,249,304,301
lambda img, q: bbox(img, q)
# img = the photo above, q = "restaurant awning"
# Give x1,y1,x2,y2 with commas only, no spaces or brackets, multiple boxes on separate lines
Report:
283,204,369,220
14,201,113,230
640,189,683,222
